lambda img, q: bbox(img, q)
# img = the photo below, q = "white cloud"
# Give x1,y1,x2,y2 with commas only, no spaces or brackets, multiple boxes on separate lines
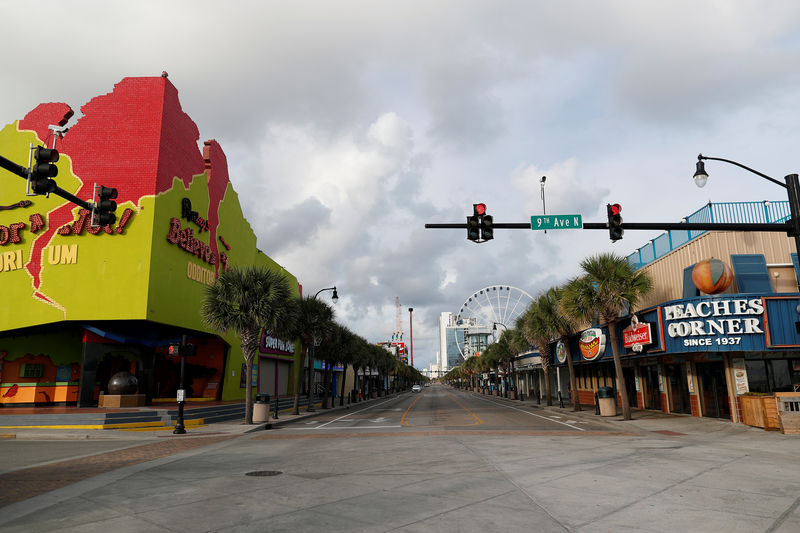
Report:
4,0,800,370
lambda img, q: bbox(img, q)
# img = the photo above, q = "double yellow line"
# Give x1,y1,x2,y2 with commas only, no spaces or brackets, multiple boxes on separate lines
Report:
400,389,483,427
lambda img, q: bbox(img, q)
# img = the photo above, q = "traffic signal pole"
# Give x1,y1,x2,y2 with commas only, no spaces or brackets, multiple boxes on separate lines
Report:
426,221,794,233
1,151,102,212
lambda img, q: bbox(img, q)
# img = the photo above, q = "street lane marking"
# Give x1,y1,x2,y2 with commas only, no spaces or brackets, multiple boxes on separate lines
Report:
295,425,402,430
441,389,483,426
470,395,585,431
314,397,399,429
400,393,424,426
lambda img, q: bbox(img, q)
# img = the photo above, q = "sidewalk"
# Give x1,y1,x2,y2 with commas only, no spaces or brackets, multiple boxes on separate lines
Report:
450,386,799,448
0,393,397,440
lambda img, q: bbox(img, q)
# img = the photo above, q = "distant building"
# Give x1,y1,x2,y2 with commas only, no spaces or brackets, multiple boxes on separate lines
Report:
438,312,491,372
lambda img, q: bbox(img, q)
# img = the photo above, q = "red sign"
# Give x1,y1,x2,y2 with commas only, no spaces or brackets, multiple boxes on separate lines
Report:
623,322,652,348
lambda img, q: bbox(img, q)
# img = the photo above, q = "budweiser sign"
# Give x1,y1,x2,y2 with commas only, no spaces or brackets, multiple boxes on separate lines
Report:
622,316,653,348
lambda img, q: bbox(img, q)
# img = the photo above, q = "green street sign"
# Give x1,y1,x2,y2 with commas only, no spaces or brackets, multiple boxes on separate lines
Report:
531,214,583,230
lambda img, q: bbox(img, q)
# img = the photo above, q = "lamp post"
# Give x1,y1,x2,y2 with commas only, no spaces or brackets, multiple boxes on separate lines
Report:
408,307,414,368
307,286,338,412
693,154,800,290
492,322,510,397
540,176,547,234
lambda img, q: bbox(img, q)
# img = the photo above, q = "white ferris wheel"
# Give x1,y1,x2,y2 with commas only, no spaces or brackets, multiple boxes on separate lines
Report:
455,285,533,360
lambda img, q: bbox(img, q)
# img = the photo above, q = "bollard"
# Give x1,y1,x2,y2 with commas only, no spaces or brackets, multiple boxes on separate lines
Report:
558,391,564,408
537,391,541,405
595,392,600,415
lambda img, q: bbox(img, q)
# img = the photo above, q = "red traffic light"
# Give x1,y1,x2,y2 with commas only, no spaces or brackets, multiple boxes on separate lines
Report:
474,203,487,216
168,344,181,356
609,203,621,216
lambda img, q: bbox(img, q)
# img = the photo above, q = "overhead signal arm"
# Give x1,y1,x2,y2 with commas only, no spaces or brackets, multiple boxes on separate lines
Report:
1,148,117,222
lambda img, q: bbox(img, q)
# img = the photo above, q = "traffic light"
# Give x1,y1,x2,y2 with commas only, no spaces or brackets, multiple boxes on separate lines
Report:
607,203,623,241
481,214,493,241
167,343,195,356
467,213,480,241
94,185,118,226
31,146,59,195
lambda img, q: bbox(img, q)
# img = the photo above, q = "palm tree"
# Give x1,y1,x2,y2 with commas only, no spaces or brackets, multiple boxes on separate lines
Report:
552,283,584,411
289,295,335,414
507,327,529,399
571,253,654,420
201,266,297,424
492,330,515,397
521,291,560,406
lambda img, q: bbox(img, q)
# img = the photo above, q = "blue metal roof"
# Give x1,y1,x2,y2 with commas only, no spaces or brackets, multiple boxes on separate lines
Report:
627,201,790,270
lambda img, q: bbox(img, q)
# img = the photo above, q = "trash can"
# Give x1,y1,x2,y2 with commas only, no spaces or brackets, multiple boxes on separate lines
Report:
597,387,616,417
253,394,270,423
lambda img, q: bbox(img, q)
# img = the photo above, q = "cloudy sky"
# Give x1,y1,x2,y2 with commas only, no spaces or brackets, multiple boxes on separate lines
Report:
3,1,800,371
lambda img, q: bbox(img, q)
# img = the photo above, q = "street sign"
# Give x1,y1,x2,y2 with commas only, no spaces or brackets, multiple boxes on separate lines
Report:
531,214,583,230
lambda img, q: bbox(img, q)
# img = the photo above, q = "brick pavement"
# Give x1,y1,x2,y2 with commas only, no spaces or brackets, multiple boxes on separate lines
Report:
0,435,233,508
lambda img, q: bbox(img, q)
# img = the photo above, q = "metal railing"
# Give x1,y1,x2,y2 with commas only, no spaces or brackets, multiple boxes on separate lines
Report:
627,201,790,270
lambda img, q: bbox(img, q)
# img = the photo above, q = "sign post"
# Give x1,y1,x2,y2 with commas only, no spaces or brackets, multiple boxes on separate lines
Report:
530,214,583,230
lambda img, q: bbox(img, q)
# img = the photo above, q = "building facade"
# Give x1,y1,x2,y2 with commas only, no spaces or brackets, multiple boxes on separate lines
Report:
517,203,800,425
0,77,301,407
438,312,467,372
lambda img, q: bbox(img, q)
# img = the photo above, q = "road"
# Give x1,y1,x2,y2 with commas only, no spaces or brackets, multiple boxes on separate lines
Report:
1,384,799,533
282,383,603,433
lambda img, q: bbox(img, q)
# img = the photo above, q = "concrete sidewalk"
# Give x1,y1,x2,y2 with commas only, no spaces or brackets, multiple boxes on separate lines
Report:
449,386,799,450
0,393,404,441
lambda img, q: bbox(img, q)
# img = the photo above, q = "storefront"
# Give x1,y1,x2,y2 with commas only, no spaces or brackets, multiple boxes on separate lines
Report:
556,293,800,422
0,76,301,407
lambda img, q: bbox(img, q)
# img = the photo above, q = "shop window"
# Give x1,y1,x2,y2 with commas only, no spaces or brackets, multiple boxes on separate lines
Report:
731,254,772,294
20,363,44,378
745,360,768,393
683,265,699,298
747,359,799,393
770,360,793,391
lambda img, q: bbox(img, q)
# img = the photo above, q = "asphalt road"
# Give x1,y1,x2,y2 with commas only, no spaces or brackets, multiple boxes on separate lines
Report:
283,383,603,433
1,384,798,533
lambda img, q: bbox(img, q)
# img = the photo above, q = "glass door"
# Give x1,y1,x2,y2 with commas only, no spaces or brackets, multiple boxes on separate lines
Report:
696,361,730,419
665,363,691,414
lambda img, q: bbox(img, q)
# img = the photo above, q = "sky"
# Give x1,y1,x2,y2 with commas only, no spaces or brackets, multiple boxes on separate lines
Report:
3,1,800,372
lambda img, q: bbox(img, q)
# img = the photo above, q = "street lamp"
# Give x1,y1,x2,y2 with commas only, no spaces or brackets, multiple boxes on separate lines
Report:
693,154,800,289
315,286,338,303
540,176,547,234
307,286,339,412
408,307,414,368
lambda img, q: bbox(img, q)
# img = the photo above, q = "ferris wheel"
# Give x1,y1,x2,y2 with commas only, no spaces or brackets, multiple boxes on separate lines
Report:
455,285,534,360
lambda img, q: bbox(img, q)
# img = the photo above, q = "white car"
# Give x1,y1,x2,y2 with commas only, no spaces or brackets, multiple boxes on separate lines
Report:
411,385,422,393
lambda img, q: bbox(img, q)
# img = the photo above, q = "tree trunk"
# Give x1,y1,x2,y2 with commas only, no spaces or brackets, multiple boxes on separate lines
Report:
243,355,254,424
292,343,308,415
306,345,315,411
563,335,581,412
240,329,260,425
351,365,359,402
543,366,552,406
608,322,631,420
340,363,347,406
321,367,330,408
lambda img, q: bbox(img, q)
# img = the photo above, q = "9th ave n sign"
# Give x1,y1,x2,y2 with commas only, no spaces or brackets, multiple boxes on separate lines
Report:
531,214,583,230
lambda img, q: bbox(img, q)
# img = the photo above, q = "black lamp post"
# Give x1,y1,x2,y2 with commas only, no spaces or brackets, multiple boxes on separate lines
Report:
307,286,338,412
693,154,800,290
173,335,188,435
315,286,338,302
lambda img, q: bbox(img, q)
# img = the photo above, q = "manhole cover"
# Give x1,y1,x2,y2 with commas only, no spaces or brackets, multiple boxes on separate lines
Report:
245,470,283,477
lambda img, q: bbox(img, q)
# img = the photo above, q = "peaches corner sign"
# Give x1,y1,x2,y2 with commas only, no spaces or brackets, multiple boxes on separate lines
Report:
579,328,606,361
